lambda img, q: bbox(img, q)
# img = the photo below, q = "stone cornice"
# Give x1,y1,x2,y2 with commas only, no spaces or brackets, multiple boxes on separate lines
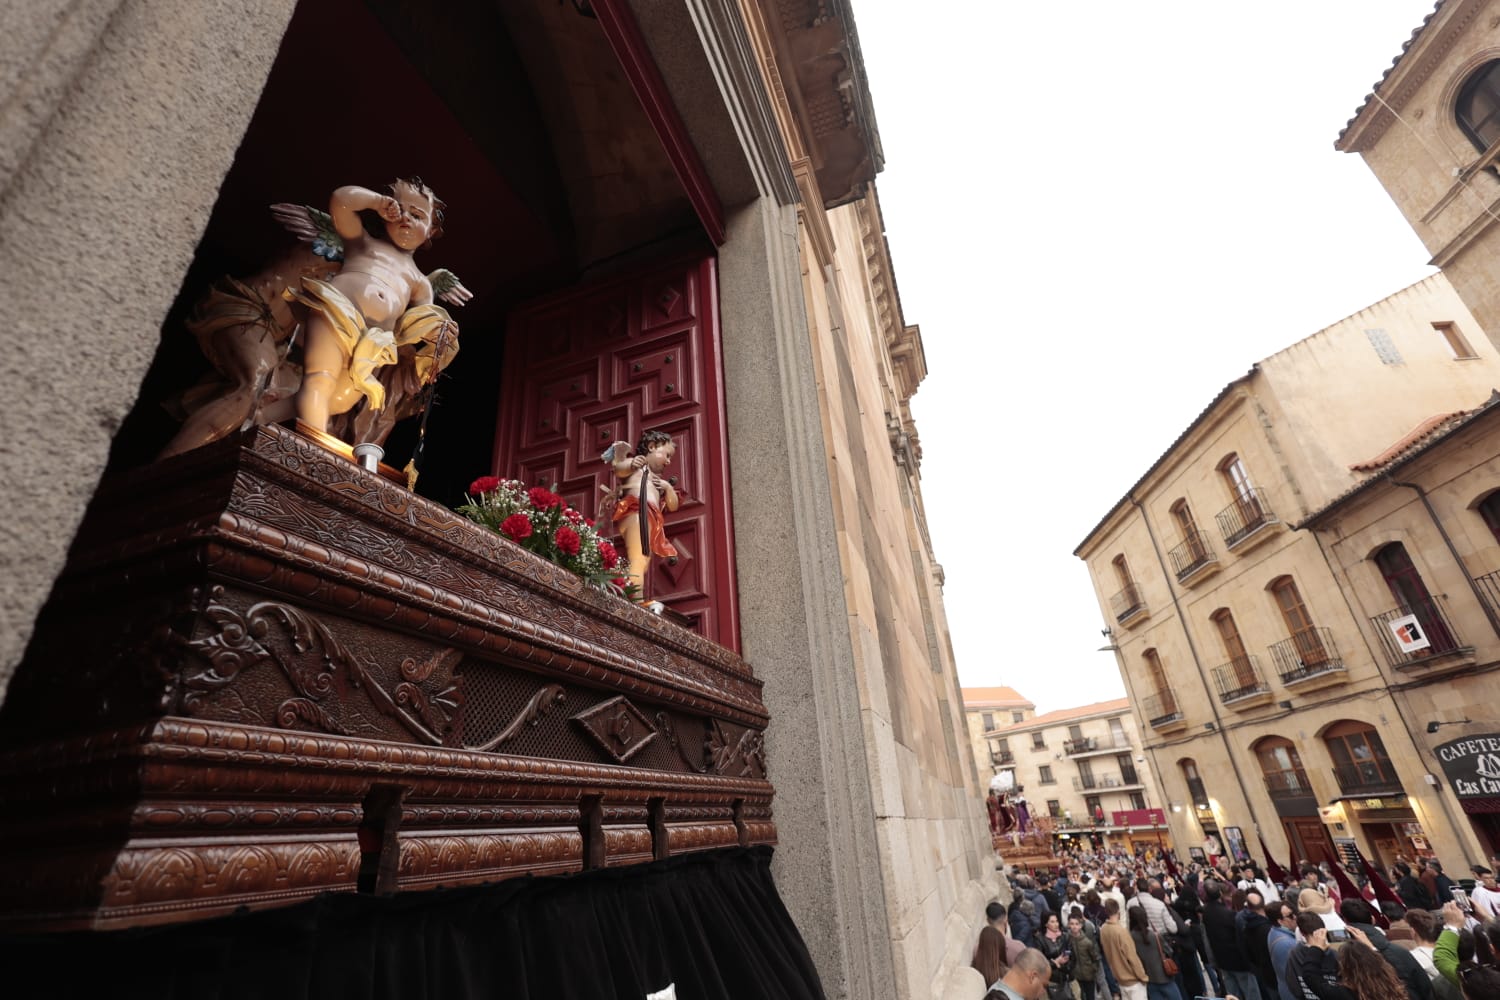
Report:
1337,0,1487,153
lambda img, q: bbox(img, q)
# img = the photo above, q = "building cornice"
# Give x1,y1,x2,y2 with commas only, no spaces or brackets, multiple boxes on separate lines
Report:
1337,0,1485,153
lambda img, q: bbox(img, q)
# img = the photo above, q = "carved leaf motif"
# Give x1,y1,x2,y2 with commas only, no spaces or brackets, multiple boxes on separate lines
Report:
277,697,346,735
469,684,566,752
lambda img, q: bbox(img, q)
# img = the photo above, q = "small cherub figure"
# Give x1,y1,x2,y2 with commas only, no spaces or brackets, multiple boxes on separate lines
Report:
601,430,680,608
278,178,470,434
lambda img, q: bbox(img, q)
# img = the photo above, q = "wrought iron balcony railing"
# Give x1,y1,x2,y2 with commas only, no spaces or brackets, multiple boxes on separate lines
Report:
1211,654,1270,704
1269,627,1345,684
1168,530,1218,580
1110,582,1147,623
1263,768,1315,799
1073,772,1142,791
990,749,1014,766
1369,596,1465,668
1064,736,1097,754
1143,692,1181,728
1477,569,1500,621
1332,761,1403,796
1215,489,1277,547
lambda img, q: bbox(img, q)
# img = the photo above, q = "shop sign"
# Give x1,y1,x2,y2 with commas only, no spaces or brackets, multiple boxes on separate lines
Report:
1435,733,1500,798
1388,614,1432,653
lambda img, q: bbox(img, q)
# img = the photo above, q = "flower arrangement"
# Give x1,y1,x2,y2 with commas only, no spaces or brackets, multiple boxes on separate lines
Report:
458,476,634,597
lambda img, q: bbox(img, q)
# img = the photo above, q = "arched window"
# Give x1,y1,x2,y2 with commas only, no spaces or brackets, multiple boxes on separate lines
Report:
1217,453,1266,541
1269,575,1329,666
1169,499,1210,572
1180,758,1210,811
1457,60,1500,155
1142,648,1177,723
1210,608,1256,689
1374,542,1457,654
1110,554,1145,621
1478,491,1500,545
1324,720,1400,795
1253,735,1311,798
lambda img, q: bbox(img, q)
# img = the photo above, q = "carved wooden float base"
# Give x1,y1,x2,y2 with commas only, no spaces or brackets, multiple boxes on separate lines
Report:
0,426,775,930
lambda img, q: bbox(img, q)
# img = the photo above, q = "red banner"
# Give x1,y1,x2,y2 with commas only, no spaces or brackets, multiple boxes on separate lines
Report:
1111,808,1166,827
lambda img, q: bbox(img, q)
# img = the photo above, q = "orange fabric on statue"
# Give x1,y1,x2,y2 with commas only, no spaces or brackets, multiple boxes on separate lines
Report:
612,496,678,558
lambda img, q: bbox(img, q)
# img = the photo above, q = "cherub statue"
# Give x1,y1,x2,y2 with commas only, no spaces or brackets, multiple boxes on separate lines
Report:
157,178,471,462
157,246,337,459
277,178,471,435
600,430,680,610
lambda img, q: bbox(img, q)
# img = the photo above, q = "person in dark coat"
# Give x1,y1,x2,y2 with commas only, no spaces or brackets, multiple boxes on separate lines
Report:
1010,898,1039,949
1395,863,1434,911
1241,890,1278,999
1203,880,1264,1000
1338,898,1431,1000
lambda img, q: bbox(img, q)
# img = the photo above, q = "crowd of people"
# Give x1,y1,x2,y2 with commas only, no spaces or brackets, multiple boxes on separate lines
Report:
972,848,1500,1000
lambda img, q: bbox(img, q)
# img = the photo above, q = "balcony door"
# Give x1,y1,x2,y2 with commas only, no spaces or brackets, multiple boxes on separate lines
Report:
1374,543,1454,653
1255,736,1311,797
1270,576,1328,666
1324,720,1399,793
1219,453,1262,524
1171,500,1206,562
1212,608,1256,689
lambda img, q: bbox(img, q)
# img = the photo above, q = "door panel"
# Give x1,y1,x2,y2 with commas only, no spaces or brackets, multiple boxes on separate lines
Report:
495,256,738,650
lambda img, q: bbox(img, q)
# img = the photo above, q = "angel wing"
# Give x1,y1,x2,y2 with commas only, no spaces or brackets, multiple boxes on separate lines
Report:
269,203,344,262
426,268,473,308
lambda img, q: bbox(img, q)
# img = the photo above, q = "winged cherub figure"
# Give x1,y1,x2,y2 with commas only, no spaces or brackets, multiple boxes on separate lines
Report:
600,431,680,610
277,178,472,435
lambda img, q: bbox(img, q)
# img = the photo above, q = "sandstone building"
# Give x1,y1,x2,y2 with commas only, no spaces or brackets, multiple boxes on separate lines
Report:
1076,274,1500,872
960,685,1035,780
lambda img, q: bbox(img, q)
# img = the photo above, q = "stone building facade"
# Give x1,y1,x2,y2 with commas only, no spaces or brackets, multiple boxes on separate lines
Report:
981,697,1174,855
960,686,1035,780
1337,0,1500,349
0,1,994,997
1076,274,1500,873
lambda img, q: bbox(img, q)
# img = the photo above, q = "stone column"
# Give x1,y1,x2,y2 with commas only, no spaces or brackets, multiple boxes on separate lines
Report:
0,0,298,702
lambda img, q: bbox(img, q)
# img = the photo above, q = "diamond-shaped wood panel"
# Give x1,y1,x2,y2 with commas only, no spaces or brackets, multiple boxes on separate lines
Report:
572,696,658,764
495,256,740,651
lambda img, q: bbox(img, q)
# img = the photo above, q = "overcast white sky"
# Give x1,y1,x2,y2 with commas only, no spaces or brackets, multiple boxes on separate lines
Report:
853,1,1443,713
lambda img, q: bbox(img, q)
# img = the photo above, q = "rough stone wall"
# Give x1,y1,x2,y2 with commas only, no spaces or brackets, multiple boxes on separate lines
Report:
0,0,298,702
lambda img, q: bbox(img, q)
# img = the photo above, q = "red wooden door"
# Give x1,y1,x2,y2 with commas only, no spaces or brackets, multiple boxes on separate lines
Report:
494,255,739,651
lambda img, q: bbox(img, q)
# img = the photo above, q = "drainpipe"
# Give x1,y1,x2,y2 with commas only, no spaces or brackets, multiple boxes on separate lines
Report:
1129,496,1260,839
1385,473,1500,639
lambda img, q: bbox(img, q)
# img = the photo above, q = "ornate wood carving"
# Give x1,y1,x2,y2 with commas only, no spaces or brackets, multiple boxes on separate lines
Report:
0,425,775,929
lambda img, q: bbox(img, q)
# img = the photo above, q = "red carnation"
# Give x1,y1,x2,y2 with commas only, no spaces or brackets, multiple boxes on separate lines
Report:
469,475,501,495
610,577,628,589
528,486,563,509
500,513,533,541
564,508,584,524
554,525,581,556
597,540,619,569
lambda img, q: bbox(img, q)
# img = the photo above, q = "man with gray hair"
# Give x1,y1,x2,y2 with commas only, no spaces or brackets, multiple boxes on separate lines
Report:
986,947,1052,1000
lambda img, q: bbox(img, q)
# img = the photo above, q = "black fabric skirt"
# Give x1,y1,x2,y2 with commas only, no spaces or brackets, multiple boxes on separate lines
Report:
1,846,825,1000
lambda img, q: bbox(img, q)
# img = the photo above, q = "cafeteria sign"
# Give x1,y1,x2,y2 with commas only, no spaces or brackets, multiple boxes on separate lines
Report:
1435,734,1500,798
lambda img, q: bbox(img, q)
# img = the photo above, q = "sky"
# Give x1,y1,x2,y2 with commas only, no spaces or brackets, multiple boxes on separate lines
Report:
852,1,1444,713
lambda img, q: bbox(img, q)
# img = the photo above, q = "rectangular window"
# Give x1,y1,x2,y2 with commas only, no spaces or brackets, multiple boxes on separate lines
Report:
1039,765,1055,784
1085,795,1102,815
1434,321,1478,359
1364,328,1403,365
1031,732,1046,750
1068,724,1084,742
982,712,995,731
1047,799,1061,818
998,738,1010,752
1012,711,1025,723
1109,717,1127,745
1129,792,1147,810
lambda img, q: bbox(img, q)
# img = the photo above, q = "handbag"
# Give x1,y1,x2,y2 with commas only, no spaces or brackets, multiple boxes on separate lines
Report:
1153,930,1179,977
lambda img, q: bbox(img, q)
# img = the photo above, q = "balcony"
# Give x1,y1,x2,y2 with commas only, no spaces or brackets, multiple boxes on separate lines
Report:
1063,736,1129,757
1269,627,1347,691
1168,530,1220,586
991,749,1015,766
1211,655,1273,709
1369,596,1474,673
1332,761,1404,797
1215,489,1280,552
1072,771,1144,792
1263,768,1316,800
1476,569,1500,621
1110,582,1149,627
1143,693,1185,732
